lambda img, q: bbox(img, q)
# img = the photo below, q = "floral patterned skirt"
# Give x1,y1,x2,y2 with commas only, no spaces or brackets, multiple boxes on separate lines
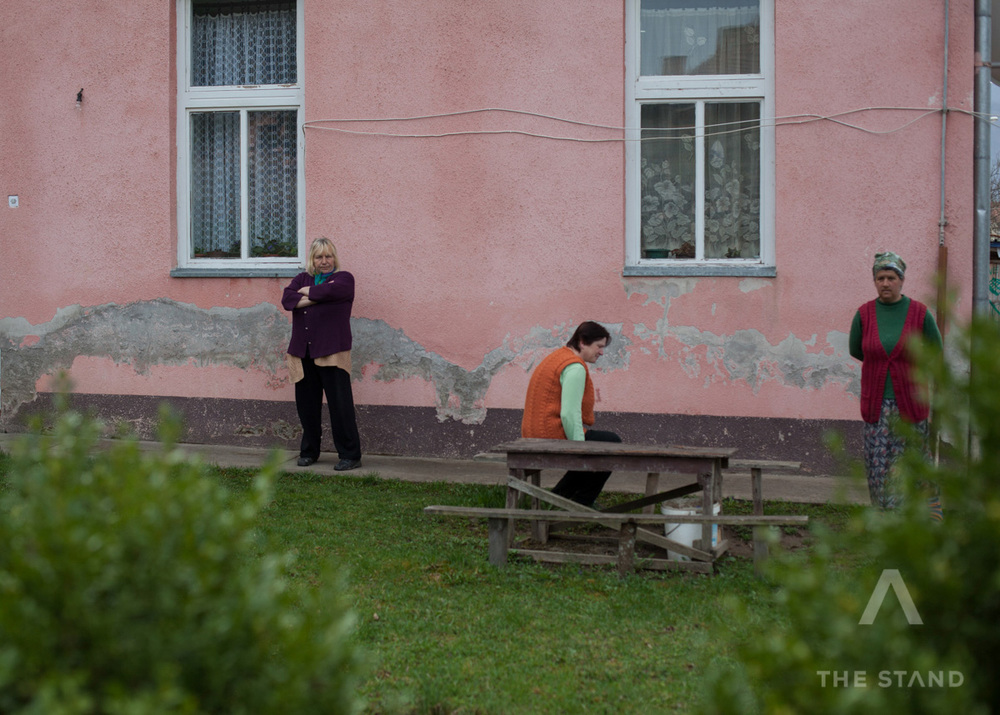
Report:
862,398,930,510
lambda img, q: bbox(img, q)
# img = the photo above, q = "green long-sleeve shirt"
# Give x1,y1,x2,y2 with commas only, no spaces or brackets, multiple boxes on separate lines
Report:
559,362,587,441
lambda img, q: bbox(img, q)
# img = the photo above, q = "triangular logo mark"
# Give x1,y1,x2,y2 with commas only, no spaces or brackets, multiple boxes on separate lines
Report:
859,569,923,625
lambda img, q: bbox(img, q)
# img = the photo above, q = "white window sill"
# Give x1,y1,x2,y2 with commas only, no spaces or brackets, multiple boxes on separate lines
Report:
623,263,776,278
171,266,302,278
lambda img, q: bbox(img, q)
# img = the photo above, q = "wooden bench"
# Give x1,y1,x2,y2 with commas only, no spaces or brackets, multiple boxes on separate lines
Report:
424,505,808,576
723,459,802,571
480,440,807,574
497,439,736,558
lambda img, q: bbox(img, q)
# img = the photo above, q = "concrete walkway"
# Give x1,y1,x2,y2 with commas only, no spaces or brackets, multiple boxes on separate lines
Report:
0,433,868,505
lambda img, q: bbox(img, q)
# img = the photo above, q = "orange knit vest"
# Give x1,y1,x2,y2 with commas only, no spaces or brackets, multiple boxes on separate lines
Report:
521,347,595,439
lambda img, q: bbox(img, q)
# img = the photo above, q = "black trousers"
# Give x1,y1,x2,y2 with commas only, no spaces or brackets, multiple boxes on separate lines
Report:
551,429,622,507
295,358,362,461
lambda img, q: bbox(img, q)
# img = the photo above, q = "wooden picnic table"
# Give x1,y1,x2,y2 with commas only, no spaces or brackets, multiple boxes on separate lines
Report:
494,438,739,571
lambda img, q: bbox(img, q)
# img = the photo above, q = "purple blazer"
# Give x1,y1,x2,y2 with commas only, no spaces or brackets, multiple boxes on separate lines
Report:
281,270,355,358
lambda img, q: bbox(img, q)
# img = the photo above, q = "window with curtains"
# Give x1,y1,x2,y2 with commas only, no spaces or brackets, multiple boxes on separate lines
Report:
625,0,774,276
175,0,302,274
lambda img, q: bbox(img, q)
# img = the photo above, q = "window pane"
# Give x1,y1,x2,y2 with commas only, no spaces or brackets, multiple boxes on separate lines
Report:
640,0,759,76
248,111,297,257
191,1,296,86
190,112,241,258
704,102,760,259
641,104,696,259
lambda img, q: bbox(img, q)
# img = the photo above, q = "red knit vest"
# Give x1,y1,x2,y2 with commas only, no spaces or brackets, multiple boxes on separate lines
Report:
859,298,929,424
521,347,595,439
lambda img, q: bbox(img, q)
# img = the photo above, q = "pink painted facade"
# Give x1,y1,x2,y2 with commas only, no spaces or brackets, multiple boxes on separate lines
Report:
0,1,975,470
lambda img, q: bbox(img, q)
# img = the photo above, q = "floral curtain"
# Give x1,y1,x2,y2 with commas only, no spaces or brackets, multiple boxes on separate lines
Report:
640,102,760,260
703,102,760,259
640,104,696,258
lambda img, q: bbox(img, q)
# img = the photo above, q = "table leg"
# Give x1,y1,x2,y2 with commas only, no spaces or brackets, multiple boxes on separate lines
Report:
487,517,510,567
507,468,522,547
699,459,722,553
700,469,713,552
643,473,660,514
751,466,769,575
526,469,546,543
618,521,637,578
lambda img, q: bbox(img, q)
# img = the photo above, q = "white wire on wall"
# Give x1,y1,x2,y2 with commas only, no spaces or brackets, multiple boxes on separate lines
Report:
303,106,995,143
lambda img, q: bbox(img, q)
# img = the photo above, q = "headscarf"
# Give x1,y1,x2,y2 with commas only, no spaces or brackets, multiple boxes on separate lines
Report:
872,251,906,278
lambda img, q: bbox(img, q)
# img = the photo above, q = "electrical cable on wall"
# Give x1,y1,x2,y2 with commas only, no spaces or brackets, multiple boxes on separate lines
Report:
303,105,990,143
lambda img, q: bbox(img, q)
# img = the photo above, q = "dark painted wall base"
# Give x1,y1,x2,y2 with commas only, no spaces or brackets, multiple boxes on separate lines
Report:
9,393,863,475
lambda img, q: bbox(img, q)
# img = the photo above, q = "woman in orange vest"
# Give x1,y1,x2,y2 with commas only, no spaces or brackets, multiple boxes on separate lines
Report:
521,321,621,506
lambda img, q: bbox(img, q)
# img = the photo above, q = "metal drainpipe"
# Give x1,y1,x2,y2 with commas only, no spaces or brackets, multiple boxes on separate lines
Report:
938,0,950,337
974,0,992,317
971,0,992,459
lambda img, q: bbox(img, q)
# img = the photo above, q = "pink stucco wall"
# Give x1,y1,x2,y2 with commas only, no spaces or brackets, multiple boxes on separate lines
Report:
0,0,976,456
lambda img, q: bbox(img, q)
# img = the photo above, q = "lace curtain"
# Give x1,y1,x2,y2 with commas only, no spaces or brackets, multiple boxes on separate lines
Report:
248,111,298,257
190,110,298,257
640,102,760,260
640,2,759,76
191,3,296,86
189,2,298,258
190,112,240,256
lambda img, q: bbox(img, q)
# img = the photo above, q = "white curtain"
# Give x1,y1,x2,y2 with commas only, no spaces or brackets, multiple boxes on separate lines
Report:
248,111,298,257
191,5,296,86
640,5,759,76
189,3,299,258
703,102,760,259
190,112,240,256
640,102,760,260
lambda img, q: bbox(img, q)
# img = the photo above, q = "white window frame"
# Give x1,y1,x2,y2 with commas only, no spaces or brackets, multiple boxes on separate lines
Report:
624,0,775,277
174,0,305,277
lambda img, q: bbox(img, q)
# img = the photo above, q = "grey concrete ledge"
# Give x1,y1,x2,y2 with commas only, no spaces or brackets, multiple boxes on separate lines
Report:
623,264,777,278
171,267,302,278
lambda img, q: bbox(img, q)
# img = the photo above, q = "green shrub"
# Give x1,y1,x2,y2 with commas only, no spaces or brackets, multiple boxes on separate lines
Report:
701,317,1000,715
0,401,364,715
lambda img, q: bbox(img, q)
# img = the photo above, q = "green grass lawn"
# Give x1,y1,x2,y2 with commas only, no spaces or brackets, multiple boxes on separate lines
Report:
214,465,862,714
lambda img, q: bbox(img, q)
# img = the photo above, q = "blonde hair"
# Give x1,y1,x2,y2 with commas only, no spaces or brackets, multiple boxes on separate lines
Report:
306,237,340,276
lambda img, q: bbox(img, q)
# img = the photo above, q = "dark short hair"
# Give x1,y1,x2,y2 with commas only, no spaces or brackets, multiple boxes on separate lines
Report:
566,321,611,350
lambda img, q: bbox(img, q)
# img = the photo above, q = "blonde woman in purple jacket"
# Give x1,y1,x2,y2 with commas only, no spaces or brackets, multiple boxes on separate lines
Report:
282,237,362,470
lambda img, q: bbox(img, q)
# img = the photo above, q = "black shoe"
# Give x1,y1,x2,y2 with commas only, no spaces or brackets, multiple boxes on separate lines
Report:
297,456,317,467
334,458,362,471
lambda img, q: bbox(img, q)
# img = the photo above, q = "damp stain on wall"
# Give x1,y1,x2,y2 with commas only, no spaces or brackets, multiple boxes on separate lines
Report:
624,278,859,396
1,296,859,430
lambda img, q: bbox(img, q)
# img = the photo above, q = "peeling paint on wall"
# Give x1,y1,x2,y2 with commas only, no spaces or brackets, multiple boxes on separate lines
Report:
0,300,291,423
624,278,860,396
0,300,635,429
351,319,630,424
1,295,861,433
738,278,772,293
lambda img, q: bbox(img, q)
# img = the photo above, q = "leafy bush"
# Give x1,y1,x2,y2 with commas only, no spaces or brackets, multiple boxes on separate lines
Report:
0,400,364,715
701,317,1000,715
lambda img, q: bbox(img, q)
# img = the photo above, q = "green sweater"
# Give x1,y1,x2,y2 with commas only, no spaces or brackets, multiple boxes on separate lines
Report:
849,296,942,400
559,363,587,441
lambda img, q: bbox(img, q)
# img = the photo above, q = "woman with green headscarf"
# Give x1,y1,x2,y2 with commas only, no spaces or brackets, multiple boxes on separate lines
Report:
849,252,942,514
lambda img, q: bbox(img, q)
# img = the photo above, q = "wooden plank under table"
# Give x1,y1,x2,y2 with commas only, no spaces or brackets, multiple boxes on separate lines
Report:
496,438,737,562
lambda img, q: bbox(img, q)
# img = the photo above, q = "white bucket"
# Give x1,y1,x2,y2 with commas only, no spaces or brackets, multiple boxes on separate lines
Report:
661,501,720,561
